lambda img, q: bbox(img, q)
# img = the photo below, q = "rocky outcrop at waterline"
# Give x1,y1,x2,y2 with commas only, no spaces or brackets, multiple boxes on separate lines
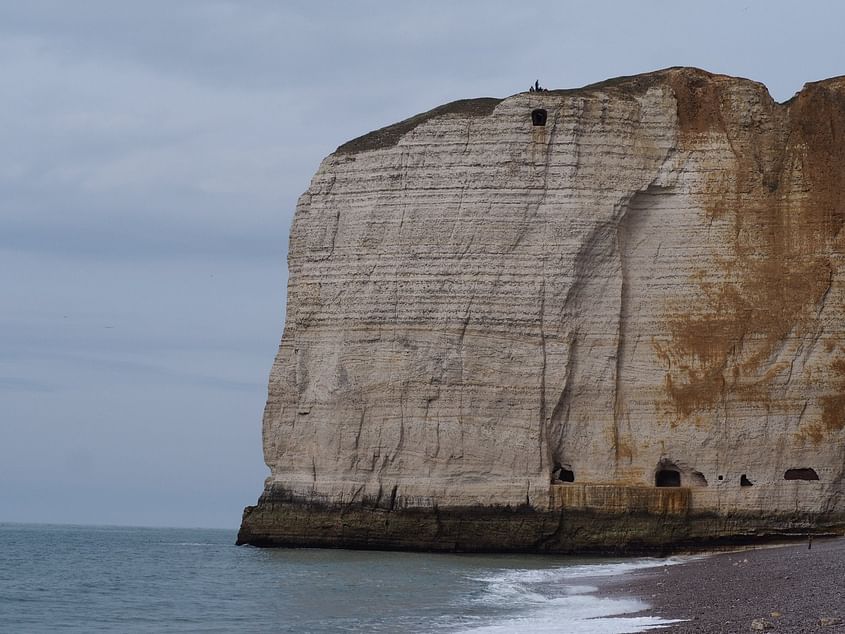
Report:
238,67,845,552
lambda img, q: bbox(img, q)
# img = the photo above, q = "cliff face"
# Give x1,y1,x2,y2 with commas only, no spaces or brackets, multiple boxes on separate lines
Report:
239,68,845,552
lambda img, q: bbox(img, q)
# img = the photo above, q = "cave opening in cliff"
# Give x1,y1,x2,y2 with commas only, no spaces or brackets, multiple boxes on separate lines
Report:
740,474,753,487
655,469,681,487
784,468,819,481
552,464,575,483
531,109,547,126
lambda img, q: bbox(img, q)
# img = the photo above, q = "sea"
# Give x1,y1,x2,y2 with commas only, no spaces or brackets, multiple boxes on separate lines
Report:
0,524,685,633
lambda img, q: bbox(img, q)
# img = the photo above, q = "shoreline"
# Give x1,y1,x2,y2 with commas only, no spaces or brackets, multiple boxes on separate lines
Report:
603,537,845,632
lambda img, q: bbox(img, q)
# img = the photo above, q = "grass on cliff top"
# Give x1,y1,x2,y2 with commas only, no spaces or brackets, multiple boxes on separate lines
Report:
335,97,502,155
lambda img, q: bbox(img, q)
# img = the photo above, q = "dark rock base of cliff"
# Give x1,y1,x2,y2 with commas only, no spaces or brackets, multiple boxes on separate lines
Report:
236,490,845,554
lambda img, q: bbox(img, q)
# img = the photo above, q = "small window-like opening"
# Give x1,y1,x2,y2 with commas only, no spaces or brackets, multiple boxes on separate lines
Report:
718,475,724,481
656,469,681,487
531,109,547,126
784,468,819,481
740,474,753,487
552,464,575,483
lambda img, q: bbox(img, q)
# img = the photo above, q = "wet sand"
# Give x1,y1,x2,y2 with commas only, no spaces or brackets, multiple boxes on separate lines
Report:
607,538,845,633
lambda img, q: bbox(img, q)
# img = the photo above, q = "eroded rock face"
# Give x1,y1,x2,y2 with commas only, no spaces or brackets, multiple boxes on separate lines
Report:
239,68,845,551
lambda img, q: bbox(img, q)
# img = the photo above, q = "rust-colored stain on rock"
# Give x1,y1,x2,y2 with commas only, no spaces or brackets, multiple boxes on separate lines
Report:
659,71,845,436
668,68,727,141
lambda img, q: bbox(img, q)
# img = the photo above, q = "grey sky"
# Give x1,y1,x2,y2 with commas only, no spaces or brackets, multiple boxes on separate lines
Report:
2,0,842,528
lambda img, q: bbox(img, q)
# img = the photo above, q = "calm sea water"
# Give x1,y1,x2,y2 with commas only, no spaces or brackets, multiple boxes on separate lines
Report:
0,524,683,633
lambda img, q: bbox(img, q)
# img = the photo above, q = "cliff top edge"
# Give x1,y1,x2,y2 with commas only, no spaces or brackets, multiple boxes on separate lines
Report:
335,66,845,155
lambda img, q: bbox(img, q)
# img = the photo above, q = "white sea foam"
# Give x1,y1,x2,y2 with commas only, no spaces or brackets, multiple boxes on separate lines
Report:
457,558,693,633
456,609,681,634
471,556,694,587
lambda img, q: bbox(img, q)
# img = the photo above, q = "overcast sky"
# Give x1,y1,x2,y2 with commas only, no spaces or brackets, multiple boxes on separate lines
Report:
2,0,843,529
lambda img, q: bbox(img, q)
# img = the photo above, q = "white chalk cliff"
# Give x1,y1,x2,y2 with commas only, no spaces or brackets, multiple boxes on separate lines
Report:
239,68,845,552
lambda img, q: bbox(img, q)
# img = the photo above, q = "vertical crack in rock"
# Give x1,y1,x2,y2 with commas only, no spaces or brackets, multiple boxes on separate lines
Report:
547,335,577,471
535,108,560,493
539,274,550,480
613,184,672,469
314,175,339,261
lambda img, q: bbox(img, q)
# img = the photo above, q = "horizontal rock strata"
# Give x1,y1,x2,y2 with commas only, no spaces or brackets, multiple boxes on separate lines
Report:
240,67,845,552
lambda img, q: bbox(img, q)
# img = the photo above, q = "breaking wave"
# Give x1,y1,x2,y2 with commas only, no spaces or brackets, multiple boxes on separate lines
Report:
455,558,693,633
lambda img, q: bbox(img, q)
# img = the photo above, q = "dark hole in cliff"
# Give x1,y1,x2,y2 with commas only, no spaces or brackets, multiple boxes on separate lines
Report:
655,469,681,487
531,109,547,126
740,474,753,487
552,464,575,483
784,468,819,481
718,475,724,481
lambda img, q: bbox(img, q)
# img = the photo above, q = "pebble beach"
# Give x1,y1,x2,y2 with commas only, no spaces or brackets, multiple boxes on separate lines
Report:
607,538,845,633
